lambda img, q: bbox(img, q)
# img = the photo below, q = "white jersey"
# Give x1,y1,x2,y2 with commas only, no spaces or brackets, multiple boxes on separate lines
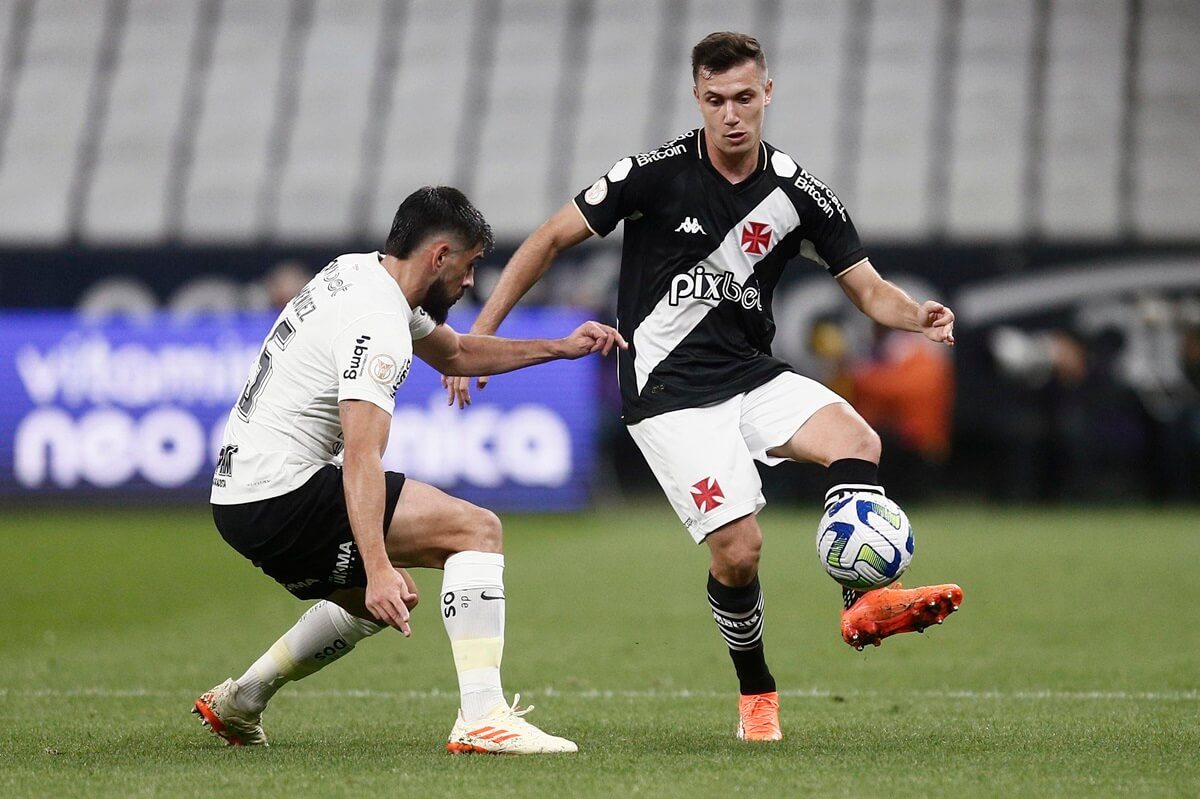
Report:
211,252,437,504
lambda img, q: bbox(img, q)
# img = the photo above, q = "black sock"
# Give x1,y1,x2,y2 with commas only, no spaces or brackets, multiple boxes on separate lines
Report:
823,457,884,510
707,573,776,695
826,458,885,607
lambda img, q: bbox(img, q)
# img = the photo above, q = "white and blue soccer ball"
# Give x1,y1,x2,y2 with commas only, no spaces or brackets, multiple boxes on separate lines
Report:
816,493,914,591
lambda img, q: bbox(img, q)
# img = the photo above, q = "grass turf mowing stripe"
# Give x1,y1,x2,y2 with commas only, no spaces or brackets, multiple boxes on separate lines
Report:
4,687,1198,701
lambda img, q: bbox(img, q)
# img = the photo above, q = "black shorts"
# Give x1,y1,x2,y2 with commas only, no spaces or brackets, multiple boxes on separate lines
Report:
212,464,407,600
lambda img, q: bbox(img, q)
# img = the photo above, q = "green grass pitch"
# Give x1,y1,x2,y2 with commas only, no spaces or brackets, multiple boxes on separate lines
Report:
1,502,1198,798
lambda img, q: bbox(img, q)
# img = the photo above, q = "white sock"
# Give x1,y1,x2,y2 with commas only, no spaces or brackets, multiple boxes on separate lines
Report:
234,600,384,713
441,551,506,722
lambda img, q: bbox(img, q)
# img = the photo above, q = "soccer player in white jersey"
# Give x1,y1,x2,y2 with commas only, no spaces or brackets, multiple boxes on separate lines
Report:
195,187,624,754
445,33,963,741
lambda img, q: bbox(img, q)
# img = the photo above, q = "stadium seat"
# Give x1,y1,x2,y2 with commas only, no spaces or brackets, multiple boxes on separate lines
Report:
182,0,291,242
1135,0,1200,238
372,0,476,233
473,0,570,240
0,0,1195,247
274,0,383,242
0,0,106,243
567,0,662,198
0,1,19,100
770,0,849,183
946,0,1035,240
855,0,941,240
1040,0,1124,238
84,0,200,244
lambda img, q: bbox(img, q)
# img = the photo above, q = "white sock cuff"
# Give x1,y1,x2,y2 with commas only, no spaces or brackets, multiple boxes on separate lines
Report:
443,551,505,590
324,600,385,640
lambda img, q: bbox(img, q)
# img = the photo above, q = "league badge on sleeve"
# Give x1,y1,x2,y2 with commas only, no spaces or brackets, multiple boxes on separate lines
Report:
585,178,608,205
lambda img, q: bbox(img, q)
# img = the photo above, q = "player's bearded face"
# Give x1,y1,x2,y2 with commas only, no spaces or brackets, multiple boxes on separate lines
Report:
694,60,772,159
422,278,456,325
422,244,481,325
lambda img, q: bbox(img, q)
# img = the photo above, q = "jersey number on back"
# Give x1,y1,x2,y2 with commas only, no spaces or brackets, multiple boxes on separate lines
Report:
236,318,297,421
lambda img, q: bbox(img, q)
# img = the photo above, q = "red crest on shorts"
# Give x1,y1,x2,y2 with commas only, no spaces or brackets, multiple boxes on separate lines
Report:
691,477,725,513
740,221,771,256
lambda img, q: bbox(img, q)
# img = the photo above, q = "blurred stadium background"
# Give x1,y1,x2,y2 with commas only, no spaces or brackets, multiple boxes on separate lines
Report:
1,0,1199,509
3,3,1200,796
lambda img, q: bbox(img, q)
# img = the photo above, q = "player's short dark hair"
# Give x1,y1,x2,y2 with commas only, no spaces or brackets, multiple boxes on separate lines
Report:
691,31,768,83
383,186,494,259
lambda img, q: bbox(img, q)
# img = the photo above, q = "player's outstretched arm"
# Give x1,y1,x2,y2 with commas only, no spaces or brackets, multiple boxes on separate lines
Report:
473,201,595,337
443,202,596,406
836,260,955,346
339,399,417,634
418,321,625,394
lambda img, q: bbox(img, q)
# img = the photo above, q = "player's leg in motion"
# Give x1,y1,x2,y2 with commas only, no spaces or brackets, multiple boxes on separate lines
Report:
706,516,781,741
193,596,396,746
383,480,576,755
768,403,963,648
627,399,782,741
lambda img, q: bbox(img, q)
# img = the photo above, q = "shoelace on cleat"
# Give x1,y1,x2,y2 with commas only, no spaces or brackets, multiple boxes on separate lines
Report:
482,694,540,734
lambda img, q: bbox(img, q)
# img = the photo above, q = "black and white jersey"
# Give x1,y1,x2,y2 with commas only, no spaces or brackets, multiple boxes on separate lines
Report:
211,253,436,504
573,129,867,424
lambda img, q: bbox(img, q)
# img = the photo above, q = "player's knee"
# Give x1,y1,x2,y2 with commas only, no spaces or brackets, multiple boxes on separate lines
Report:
825,418,880,465
467,507,503,553
710,534,762,585
853,425,882,463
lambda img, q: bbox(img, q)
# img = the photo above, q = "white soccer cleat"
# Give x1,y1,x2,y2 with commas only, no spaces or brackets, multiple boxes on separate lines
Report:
446,694,578,755
192,678,268,747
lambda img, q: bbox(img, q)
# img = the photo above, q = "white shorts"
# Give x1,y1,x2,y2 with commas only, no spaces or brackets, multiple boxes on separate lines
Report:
626,372,846,543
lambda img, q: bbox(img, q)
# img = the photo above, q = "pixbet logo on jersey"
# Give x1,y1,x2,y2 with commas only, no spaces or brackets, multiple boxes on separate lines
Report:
669,266,762,311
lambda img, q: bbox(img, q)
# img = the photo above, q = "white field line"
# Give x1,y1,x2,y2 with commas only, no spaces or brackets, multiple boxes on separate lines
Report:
0,687,1197,702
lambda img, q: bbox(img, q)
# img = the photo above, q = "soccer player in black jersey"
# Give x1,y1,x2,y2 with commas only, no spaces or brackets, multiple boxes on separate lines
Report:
447,32,963,741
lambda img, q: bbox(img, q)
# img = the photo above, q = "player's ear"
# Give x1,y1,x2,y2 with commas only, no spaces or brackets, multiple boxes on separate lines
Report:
428,240,451,273
763,78,773,107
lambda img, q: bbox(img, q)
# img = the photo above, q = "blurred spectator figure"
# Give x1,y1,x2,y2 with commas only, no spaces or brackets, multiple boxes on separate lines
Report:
807,318,855,400
988,326,1146,502
1156,304,1200,500
842,324,955,500
262,260,313,310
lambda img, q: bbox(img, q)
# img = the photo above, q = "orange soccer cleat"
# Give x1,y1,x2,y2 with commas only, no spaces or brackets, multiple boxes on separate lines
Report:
841,582,963,650
737,691,782,741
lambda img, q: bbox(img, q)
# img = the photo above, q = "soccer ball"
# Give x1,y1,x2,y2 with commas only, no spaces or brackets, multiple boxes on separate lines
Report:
816,493,913,590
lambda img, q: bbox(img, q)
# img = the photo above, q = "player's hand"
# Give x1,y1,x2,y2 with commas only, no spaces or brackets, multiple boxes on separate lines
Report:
558,321,628,359
441,374,489,409
918,301,955,347
365,566,417,636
